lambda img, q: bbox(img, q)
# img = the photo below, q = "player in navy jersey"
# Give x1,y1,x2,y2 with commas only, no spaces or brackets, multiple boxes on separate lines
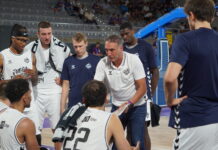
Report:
120,22,159,150
164,0,218,149
61,32,100,113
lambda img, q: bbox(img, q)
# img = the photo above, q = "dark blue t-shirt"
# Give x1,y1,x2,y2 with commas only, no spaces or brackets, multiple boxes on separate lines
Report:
61,54,100,107
169,28,218,128
124,39,157,99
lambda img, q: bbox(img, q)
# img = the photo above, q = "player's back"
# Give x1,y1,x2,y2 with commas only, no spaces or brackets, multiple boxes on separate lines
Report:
0,108,26,150
62,108,111,150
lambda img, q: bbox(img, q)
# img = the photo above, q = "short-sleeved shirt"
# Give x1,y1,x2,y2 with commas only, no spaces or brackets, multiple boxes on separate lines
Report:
124,39,157,99
169,28,218,128
94,52,146,106
61,54,100,107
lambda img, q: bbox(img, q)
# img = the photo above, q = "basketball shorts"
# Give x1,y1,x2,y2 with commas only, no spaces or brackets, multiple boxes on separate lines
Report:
173,123,218,150
35,92,61,129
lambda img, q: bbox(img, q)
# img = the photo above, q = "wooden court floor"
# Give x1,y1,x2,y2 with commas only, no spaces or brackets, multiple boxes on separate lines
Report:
41,116,175,150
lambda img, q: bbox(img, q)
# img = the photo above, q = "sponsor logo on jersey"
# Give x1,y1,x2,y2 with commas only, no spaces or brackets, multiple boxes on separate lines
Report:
8,60,12,64
0,121,9,129
71,65,76,69
108,70,112,75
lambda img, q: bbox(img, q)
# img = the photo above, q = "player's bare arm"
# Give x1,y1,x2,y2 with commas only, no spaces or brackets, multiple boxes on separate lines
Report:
164,62,187,107
60,80,70,113
107,114,139,150
16,118,40,150
150,67,159,95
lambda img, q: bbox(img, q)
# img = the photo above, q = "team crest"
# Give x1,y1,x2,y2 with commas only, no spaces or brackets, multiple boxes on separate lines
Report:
86,63,92,69
8,60,12,64
123,69,129,75
24,57,29,63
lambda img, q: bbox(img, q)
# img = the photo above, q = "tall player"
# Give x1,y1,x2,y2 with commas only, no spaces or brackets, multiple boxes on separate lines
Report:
164,0,218,149
25,21,71,144
0,24,41,144
0,79,40,150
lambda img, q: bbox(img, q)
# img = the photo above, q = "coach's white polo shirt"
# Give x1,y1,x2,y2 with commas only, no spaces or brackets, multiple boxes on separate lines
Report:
94,52,146,106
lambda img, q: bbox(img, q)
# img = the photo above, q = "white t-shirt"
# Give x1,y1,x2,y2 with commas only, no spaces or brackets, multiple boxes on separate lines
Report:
0,108,27,150
94,52,146,106
63,108,111,150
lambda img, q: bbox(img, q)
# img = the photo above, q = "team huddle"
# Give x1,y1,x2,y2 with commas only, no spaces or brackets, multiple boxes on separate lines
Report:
1,0,218,150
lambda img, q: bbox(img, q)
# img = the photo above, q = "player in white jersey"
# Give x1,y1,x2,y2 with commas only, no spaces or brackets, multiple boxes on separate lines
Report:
0,79,40,150
57,80,139,150
25,21,71,147
0,24,41,145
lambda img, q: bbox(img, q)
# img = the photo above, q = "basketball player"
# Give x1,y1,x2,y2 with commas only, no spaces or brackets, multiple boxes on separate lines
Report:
0,24,41,144
25,21,71,137
120,22,159,150
0,79,40,150
164,0,218,149
61,80,139,150
60,32,100,113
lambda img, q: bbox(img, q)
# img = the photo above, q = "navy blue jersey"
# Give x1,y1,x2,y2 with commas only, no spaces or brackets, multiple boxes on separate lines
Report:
124,39,157,99
61,54,100,107
169,28,218,128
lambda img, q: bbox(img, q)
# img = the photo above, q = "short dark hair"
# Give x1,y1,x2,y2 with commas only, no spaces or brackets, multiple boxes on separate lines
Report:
120,22,133,30
184,0,215,23
38,21,51,30
5,79,30,103
105,35,123,46
82,80,107,107
0,82,8,100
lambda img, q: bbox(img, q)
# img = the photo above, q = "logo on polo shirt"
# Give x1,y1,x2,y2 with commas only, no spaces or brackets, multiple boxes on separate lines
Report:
86,63,92,69
123,69,129,75
108,70,112,75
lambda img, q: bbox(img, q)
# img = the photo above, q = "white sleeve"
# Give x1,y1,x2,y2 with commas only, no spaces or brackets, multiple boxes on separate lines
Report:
132,55,146,80
94,59,106,82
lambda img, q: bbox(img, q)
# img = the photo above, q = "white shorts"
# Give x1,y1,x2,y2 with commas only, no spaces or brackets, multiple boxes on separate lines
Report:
35,92,61,129
173,123,218,150
24,100,41,135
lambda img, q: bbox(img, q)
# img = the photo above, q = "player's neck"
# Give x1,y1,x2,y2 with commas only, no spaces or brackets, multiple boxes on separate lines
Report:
127,37,137,47
9,46,22,54
89,106,105,111
10,103,25,113
194,21,211,30
41,43,50,49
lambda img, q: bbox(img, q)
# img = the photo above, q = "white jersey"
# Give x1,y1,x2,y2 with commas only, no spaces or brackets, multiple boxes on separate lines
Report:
62,108,111,150
0,108,26,150
1,48,35,111
1,48,32,80
25,37,71,94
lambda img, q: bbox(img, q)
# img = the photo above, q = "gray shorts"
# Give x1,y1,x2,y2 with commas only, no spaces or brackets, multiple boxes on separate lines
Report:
173,123,218,150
